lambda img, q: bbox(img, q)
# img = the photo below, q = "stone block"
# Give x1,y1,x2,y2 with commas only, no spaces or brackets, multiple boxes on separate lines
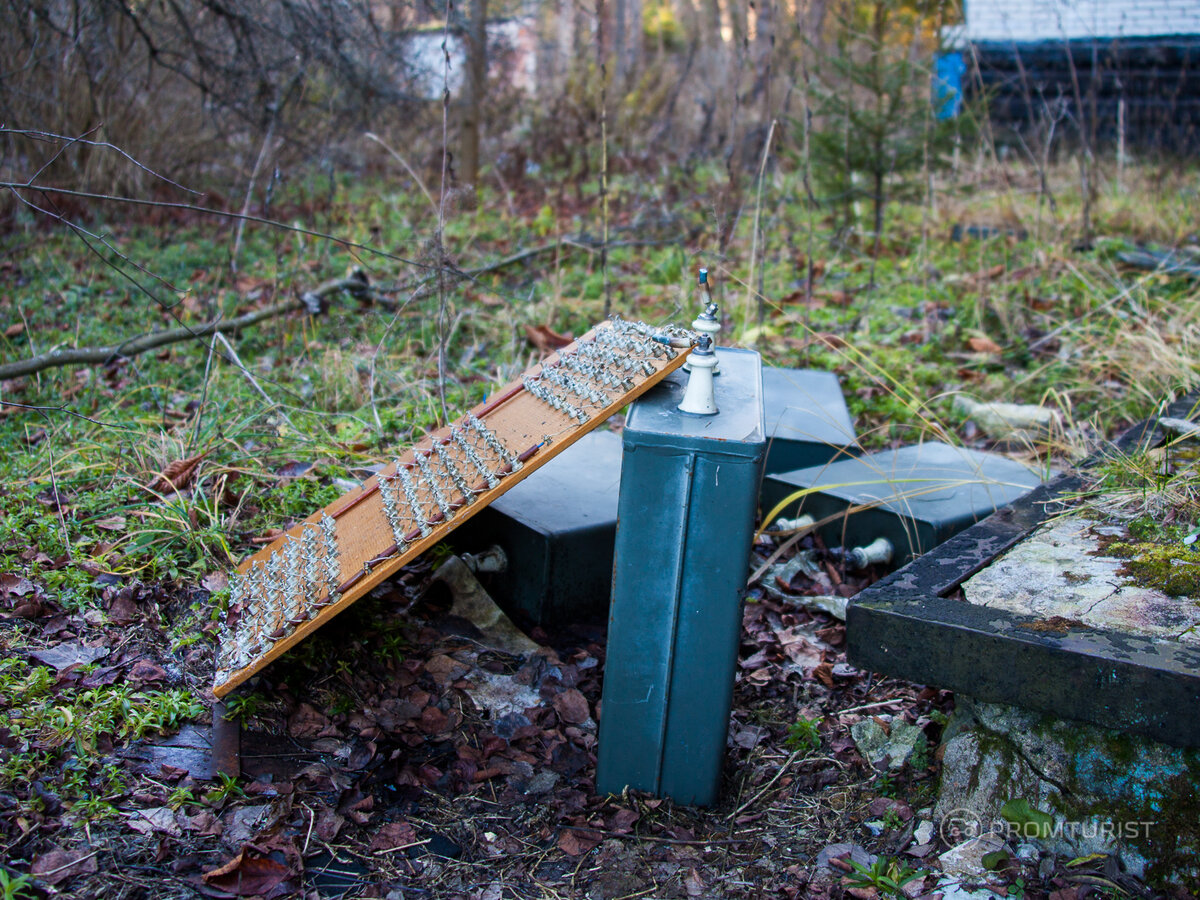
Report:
935,696,1200,887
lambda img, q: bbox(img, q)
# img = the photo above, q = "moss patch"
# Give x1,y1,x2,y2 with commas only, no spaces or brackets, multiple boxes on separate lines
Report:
1109,540,1200,596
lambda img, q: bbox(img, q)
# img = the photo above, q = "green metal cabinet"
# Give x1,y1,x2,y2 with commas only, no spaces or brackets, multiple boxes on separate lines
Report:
762,367,857,476
451,430,622,625
597,348,766,807
760,441,1045,564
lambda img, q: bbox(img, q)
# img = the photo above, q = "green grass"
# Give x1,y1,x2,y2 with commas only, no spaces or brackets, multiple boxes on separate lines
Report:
0,655,204,818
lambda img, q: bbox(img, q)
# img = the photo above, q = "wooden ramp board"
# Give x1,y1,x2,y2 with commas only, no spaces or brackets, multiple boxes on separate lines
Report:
213,317,696,698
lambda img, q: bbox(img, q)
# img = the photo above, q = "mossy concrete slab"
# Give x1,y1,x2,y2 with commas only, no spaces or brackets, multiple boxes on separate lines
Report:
961,514,1200,644
847,397,1200,748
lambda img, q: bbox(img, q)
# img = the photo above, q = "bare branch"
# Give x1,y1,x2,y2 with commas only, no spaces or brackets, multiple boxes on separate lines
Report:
1,127,200,195
0,401,137,430
0,275,369,381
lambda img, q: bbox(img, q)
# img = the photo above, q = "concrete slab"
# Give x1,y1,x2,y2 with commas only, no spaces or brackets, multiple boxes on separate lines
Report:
846,397,1200,749
961,514,1200,644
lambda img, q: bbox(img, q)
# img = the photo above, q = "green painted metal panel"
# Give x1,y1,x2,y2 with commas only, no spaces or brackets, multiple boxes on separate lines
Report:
450,430,621,625
760,442,1045,563
597,348,765,807
762,367,858,476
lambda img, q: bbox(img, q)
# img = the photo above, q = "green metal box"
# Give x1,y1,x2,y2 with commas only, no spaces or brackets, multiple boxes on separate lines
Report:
450,430,621,626
759,441,1044,564
762,367,857,475
597,348,766,807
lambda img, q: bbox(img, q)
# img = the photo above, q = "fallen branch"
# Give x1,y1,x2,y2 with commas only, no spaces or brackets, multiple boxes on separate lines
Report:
0,275,367,381
378,235,686,298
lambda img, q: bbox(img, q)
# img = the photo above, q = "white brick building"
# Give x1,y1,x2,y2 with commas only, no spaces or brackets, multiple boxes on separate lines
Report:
953,0,1200,43
950,0,1200,152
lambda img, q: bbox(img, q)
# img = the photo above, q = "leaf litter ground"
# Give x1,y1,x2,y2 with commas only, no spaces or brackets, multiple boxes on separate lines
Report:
3,520,1161,899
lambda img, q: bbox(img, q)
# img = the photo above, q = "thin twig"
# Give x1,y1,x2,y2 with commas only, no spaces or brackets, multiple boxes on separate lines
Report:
731,746,806,819
0,401,135,429
838,699,906,716
6,127,198,195
365,132,436,215
745,118,777,332
190,331,220,454
432,6,455,425
0,275,366,381
0,300,299,381
232,114,278,274
214,332,298,431
563,826,750,847
42,417,73,559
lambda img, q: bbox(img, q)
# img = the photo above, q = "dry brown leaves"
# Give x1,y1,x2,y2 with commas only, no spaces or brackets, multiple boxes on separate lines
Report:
30,848,98,885
966,334,1003,354
145,451,209,494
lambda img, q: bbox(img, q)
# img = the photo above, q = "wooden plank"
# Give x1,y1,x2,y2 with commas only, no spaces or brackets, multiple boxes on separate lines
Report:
213,318,694,698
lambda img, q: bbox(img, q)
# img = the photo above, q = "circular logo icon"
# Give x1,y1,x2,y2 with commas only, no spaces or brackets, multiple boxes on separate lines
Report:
940,808,983,844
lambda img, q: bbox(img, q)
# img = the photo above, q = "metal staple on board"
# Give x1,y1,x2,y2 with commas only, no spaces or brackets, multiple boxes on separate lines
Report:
541,366,609,406
397,467,432,536
433,442,476,504
319,513,341,604
610,318,680,357
239,564,265,657
263,552,286,638
467,414,523,472
452,427,500,488
301,524,321,605
283,537,303,624
524,376,588,422
576,339,656,376
415,451,455,521
379,473,412,550
559,351,634,391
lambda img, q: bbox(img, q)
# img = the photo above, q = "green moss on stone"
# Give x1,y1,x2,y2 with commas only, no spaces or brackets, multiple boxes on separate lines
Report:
946,699,1200,889
1108,540,1200,596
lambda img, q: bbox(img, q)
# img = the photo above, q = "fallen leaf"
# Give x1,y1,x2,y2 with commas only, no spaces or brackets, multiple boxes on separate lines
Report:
202,572,229,593
557,827,601,856
145,451,209,494
105,593,139,625
31,847,98,885
203,850,293,896
418,705,449,734
813,332,849,350
368,820,419,853
967,335,1002,354
128,659,168,684
5,322,25,338
812,662,835,688
0,573,35,597
127,806,183,837
525,324,573,355
29,643,109,670
288,703,330,740
606,807,639,834
552,688,590,725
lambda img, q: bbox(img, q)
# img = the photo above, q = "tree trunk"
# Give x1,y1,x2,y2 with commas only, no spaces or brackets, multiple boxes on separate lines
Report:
460,0,488,190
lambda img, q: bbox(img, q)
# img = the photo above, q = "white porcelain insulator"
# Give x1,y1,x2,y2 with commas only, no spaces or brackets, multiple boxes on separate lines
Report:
678,346,719,416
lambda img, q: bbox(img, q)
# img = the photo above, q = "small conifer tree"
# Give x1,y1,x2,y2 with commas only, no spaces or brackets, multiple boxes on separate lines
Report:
805,0,957,265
